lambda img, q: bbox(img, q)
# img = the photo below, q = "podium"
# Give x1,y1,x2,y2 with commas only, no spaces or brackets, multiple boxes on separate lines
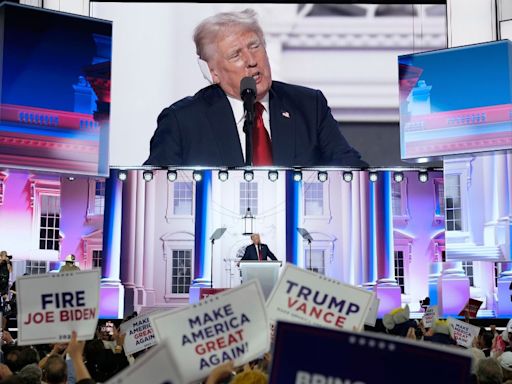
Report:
240,260,282,299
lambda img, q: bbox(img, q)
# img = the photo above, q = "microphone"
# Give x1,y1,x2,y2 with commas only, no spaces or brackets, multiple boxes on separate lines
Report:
240,77,256,166
240,76,256,103
240,76,256,118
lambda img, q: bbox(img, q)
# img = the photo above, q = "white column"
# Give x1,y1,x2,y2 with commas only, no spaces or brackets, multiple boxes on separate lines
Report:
349,172,362,286
508,151,512,217
360,172,373,287
134,171,146,307
120,172,137,313
143,176,156,306
482,155,495,225
495,153,509,219
340,172,352,283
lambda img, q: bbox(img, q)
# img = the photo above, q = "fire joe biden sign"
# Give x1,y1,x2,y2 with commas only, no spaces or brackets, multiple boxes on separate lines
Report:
16,269,100,345
266,264,373,331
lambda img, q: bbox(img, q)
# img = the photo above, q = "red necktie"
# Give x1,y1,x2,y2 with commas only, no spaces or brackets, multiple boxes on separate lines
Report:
257,245,262,261
252,102,273,166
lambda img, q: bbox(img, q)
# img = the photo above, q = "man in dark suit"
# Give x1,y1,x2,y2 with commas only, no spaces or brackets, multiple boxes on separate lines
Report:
144,9,367,168
241,233,277,262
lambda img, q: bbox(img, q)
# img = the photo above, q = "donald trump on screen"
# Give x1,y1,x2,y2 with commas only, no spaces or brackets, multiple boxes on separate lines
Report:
144,9,367,168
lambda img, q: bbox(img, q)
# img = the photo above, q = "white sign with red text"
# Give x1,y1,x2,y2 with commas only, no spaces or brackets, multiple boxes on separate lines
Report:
120,313,157,355
105,341,181,384
422,306,438,328
448,317,480,348
266,264,373,332
150,280,269,383
16,269,100,345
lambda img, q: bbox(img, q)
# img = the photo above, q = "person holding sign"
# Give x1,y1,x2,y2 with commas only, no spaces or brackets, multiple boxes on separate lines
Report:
240,234,277,262
424,320,456,346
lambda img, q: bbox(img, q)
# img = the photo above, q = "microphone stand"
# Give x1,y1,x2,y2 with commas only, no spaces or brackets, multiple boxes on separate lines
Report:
308,239,312,271
243,99,255,166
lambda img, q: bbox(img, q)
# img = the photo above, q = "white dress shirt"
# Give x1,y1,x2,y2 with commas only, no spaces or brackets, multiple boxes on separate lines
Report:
227,93,271,162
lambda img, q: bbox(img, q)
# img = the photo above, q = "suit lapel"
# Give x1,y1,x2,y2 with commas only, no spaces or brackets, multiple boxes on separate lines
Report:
269,86,295,166
204,86,244,166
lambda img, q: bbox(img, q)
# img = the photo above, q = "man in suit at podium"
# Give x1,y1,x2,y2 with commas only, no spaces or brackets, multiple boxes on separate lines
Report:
144,8,367,168
241,234,277,262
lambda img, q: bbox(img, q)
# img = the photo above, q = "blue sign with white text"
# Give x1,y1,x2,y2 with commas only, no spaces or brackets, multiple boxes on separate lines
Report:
270,322,471,384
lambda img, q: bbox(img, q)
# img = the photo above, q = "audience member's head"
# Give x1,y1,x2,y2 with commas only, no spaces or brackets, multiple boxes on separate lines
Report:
502,319,512,346
382,305,417,337
3,348,22,374
18,363,42,384
230,369,268,384
424,319,456,346
42,355,68,384
469,347,486,375
479,329,494,351
498,351,512,381
477,357,504,384
17,347,40,369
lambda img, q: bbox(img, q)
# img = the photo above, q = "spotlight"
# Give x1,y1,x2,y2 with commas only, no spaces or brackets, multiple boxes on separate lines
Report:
343,171,353,182
167,170,177,182
218,170,229,182
118,171,128,181
317,171,328,183
293,170,302,182
192,170,203,182
268,170,279,182
142,171,153,182
418,171,429,183
369,172,378,182
243,170,254,182
393,172,404,183
67,176,75,181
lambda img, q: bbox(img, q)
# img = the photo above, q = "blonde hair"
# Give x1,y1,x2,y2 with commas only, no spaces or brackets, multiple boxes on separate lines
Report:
230,370,268,384
193,8,266,62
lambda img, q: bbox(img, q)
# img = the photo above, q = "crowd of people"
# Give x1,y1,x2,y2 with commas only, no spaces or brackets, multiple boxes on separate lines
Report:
0,249,509,383
0,301,511,383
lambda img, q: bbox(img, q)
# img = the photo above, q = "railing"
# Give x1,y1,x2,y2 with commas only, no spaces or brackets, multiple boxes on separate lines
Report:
0,104,100,132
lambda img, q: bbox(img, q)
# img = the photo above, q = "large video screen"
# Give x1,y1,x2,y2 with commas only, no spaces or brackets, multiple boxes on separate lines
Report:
0,3,111,176
399,40,512,161
0,168,105,266
444,151,511,262
103,169,444,317
89,3,447,168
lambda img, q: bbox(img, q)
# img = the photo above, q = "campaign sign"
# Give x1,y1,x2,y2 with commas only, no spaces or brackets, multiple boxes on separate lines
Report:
105,341,180,384
150,280,269,383
120,313,157,356
448,317,480,348
266,264,373,331
270,322,472,384
200,288,227,300
16,269,100,345
458,298,483,318
422,306,438,328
